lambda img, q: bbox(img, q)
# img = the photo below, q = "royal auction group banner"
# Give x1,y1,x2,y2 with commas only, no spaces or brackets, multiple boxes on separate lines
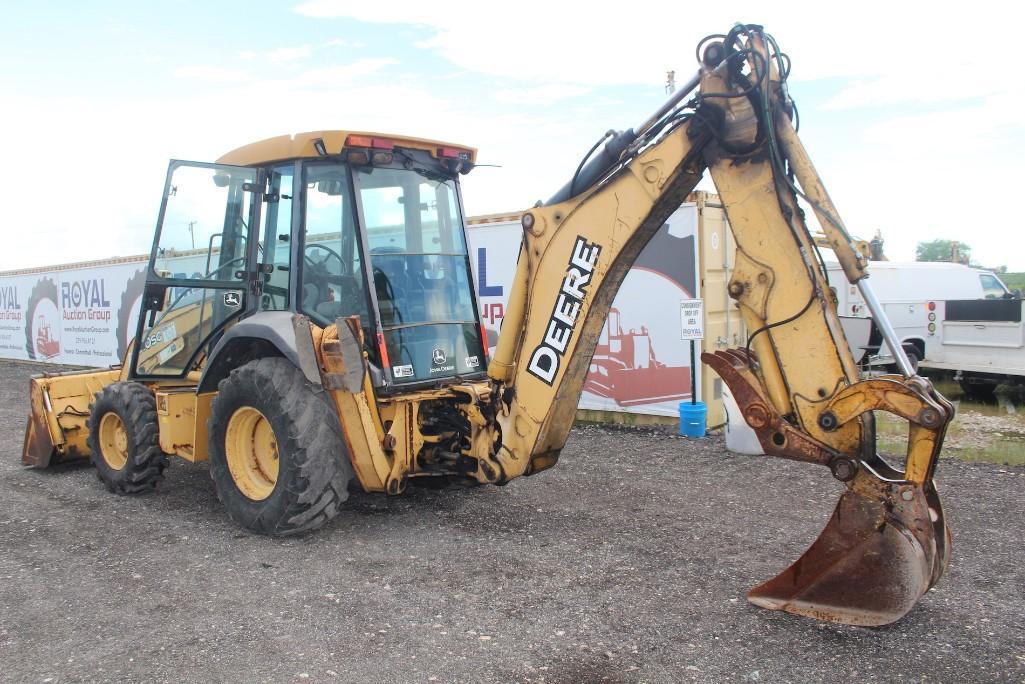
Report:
0,263,147,367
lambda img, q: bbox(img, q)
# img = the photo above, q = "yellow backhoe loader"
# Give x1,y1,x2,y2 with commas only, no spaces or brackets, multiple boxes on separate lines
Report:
22,24,952,627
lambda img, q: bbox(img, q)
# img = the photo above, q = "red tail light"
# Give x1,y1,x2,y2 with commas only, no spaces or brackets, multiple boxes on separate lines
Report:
437,146,470,160
346,134,394,149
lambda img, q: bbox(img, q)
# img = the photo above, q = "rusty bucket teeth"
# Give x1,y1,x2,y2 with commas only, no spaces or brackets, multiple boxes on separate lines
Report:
747,479,950,627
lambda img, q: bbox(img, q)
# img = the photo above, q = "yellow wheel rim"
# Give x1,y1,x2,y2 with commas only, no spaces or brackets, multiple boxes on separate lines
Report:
225,406,279,501
98,412,129,470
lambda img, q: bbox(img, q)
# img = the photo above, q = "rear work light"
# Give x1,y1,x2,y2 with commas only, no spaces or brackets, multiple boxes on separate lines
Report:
347,150,370,165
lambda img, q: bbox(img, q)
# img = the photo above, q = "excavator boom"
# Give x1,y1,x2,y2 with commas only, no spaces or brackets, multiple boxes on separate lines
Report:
484,24,951,625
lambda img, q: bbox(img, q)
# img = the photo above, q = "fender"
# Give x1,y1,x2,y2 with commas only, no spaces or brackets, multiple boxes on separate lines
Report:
197,311,300,393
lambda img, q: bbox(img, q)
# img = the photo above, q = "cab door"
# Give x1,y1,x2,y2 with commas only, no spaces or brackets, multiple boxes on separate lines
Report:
130,160,264,379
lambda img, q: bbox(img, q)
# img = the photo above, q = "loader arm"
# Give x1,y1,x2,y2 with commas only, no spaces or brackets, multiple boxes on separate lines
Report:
482,24,951,626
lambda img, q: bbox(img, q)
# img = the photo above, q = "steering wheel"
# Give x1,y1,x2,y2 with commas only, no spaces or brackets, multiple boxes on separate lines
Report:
304,243,344,277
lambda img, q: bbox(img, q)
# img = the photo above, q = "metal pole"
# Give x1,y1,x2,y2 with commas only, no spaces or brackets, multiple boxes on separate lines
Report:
690,339,697,404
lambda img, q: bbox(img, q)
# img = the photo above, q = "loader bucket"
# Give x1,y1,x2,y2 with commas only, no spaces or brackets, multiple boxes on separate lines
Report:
748,477,950,627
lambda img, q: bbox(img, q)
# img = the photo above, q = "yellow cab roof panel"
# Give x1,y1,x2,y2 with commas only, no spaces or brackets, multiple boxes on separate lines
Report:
216,130,477,166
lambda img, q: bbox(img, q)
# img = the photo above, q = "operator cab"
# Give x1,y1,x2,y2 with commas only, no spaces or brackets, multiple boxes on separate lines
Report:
130,131,487,392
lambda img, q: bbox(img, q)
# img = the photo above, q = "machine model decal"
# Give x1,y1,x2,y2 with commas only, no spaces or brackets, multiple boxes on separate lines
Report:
144,322,177,350
157,339,181,364
527,236,602,385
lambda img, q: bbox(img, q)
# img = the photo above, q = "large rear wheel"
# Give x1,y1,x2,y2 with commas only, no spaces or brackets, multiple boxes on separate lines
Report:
208,357,355,536
86,382,169,494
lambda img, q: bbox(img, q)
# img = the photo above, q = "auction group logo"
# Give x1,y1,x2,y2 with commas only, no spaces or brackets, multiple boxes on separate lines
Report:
25,277,60,360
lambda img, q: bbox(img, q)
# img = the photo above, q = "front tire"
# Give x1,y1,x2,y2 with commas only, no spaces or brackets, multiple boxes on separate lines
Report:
208,358,355,536
86,382,169,494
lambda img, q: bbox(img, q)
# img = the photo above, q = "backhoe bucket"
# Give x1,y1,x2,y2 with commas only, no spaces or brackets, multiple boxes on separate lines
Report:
748,477,950,627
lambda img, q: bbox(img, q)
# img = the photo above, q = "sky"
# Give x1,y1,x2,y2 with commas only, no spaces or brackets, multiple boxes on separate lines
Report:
2,1,1023,271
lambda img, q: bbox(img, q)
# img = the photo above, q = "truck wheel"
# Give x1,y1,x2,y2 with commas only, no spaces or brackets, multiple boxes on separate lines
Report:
207,357,355,536
86,383,169,494
958,377,997,401
905,350,920,375
888,350,919,375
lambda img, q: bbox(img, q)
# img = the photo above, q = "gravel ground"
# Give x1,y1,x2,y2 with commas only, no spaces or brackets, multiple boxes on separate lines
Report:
1,359,1023,683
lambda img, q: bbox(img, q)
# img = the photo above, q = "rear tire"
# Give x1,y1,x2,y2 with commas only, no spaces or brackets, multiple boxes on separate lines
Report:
905,350,920,375
86,382,169,494
888,350,920,375
207,357,355,536
958,376,997,401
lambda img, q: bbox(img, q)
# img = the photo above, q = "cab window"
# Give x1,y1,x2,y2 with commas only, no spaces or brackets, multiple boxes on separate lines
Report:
980,273,1007,299
260,165,294,310
299,164,370,328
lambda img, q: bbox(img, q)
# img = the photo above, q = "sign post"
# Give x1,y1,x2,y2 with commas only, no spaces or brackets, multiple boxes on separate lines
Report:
679,299,705,405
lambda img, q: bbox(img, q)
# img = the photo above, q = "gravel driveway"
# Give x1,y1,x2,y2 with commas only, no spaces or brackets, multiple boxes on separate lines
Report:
1,360,1022,683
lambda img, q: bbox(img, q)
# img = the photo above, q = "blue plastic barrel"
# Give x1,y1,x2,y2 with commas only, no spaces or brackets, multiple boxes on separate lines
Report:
679,401,707,438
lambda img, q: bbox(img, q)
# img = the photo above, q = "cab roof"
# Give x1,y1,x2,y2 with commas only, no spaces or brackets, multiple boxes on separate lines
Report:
216,130,477,167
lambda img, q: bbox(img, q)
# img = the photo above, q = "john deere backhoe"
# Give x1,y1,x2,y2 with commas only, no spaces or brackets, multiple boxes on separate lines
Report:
22,25,952,626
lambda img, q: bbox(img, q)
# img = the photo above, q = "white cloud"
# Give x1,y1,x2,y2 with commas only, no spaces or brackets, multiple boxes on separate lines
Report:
173,65,253,82
292,1,1022,89
267,45,312,63
295,58,397,87
323,37,364,49
493,83,591,105
285,0,1025,271
6,1,1025,274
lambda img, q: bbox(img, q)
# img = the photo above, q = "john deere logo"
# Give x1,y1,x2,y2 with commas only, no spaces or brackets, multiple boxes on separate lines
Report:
432,348,447,365
223,291,241,308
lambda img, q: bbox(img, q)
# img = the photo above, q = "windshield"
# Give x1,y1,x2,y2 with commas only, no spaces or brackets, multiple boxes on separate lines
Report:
356,166,485,384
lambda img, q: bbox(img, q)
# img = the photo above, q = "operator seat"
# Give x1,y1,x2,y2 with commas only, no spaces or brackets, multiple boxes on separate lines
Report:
371,247,409,326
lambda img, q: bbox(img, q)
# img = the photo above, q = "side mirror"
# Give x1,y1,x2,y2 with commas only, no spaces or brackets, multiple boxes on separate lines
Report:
142,282,169,326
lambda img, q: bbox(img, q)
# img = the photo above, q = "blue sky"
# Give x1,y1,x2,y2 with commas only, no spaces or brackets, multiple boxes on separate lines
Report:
3,1,1023,271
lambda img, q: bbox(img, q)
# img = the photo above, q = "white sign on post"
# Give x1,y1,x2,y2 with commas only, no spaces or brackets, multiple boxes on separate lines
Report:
680,299,704,340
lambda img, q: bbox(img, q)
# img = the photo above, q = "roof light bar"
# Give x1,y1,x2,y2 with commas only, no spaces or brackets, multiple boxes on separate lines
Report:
345,135,395,149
